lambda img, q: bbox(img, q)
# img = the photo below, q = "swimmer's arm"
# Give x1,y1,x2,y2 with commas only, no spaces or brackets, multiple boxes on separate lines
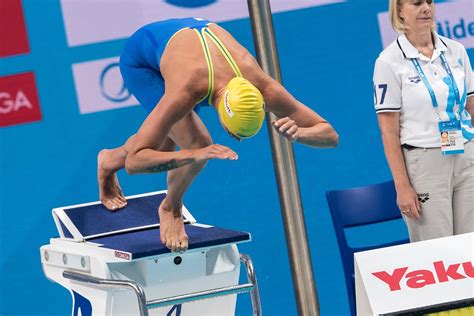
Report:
263,81,339,148
124,93,194,174
125,93,235,174
127,145,236,174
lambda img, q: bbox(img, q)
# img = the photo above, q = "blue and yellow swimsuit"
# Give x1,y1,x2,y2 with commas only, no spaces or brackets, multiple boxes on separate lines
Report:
119,17,243,113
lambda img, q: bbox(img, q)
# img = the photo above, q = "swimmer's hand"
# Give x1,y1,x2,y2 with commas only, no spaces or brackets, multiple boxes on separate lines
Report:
193,144,238,162
272,117,299,143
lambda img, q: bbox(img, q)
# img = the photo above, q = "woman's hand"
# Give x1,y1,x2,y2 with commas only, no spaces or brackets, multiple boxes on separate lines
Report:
396,185,421,219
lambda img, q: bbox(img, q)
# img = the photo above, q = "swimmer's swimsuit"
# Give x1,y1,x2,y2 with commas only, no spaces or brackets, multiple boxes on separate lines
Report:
120,17,243,113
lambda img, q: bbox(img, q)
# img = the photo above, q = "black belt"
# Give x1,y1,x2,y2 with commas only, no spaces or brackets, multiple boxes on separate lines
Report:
401,144,420,150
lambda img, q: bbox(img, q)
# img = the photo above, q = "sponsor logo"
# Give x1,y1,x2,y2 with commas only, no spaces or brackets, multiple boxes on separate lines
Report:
437,18,474,40
417,193,430,203
224,91,234,118
100,62,131,102
114,251,131,260
377,0,474,49
372,260,474,291
0,72,42,127
408,76,421,84
72,57,138,114
60,0,345,47
0,0,30,57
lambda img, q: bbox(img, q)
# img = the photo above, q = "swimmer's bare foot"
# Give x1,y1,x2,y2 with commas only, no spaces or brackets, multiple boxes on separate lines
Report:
158,198,189,253
98,149,127,211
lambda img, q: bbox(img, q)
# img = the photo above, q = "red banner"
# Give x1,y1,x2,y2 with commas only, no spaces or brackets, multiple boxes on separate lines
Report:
0,0,30,57
0,72,42,127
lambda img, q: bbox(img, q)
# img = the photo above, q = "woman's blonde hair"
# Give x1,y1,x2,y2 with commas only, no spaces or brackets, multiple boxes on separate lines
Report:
389,0,436,33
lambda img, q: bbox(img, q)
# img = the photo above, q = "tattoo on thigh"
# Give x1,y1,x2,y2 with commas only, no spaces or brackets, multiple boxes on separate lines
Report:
150,159,178,172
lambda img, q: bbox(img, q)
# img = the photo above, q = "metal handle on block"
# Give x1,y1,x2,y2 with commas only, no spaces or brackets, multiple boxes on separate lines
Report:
241,253,262,316
62,253,261,316
146,283,255,309
63,270,148,316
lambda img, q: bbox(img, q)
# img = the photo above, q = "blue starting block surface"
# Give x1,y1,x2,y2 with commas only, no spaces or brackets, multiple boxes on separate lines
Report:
91,224,250,259
53,191,251,260
61,193,176,239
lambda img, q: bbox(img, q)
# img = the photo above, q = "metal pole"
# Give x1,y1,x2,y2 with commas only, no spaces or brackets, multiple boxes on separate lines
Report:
247,1,320,315
241,253,262,316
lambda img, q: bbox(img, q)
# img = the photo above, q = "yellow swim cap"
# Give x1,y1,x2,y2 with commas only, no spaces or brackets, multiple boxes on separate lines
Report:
218,77,265,139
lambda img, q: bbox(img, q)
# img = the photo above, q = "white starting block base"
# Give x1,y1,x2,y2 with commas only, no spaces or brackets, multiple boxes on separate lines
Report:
40,191,261,316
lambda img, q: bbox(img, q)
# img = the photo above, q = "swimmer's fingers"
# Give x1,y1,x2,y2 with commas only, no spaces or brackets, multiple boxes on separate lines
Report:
272,117,299,142
209,144,239,160
272,117,291,128
194,144,238,161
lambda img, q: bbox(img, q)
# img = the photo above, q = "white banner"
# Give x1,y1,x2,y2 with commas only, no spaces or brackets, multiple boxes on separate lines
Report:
60,0,345,47
72,57,138,114
355,233,474,315
378,0,474,49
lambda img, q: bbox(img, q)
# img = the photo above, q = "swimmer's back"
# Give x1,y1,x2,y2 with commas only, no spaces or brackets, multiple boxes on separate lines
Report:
120,18,211,71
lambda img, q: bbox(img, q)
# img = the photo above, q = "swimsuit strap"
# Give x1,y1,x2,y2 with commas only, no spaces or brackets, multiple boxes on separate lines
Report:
193,28,214,104
204,27,243,78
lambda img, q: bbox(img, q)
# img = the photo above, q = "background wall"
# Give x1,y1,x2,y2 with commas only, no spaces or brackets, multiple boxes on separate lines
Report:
0,0,472,315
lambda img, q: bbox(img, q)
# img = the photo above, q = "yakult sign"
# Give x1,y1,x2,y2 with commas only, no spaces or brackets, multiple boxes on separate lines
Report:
354,233,474,315
373,260,473,291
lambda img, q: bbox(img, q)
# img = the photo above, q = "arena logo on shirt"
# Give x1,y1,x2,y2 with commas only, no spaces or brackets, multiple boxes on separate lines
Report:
377,0,473,50
0,72,42,128
60,0,345,47
408,76,421,84
72,57,138,114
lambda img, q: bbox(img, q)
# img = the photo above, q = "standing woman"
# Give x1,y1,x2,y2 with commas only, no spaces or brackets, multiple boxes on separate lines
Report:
373,0,474,242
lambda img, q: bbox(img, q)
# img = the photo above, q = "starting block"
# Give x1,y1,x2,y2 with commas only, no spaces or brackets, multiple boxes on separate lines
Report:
40,191,261,316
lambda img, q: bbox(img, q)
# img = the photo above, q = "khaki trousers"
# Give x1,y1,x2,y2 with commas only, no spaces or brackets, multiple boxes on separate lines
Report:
402,140,474,242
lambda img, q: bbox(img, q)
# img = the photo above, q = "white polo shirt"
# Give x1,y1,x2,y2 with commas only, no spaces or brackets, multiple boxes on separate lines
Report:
373,32,474,148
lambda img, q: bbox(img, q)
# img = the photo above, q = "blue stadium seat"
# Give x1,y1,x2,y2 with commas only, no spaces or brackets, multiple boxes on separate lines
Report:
326,180,410,316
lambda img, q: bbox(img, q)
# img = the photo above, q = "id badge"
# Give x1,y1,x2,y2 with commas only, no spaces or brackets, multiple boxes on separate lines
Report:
439,120,464,155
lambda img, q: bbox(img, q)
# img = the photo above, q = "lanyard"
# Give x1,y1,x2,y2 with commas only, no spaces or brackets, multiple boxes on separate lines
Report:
439,53,461,105
411,52,461,110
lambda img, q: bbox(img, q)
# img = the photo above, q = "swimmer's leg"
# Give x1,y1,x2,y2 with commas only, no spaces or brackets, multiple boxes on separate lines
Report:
98,140,129,211
98,135,175,211
159,111,213,252
102,63,165,210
